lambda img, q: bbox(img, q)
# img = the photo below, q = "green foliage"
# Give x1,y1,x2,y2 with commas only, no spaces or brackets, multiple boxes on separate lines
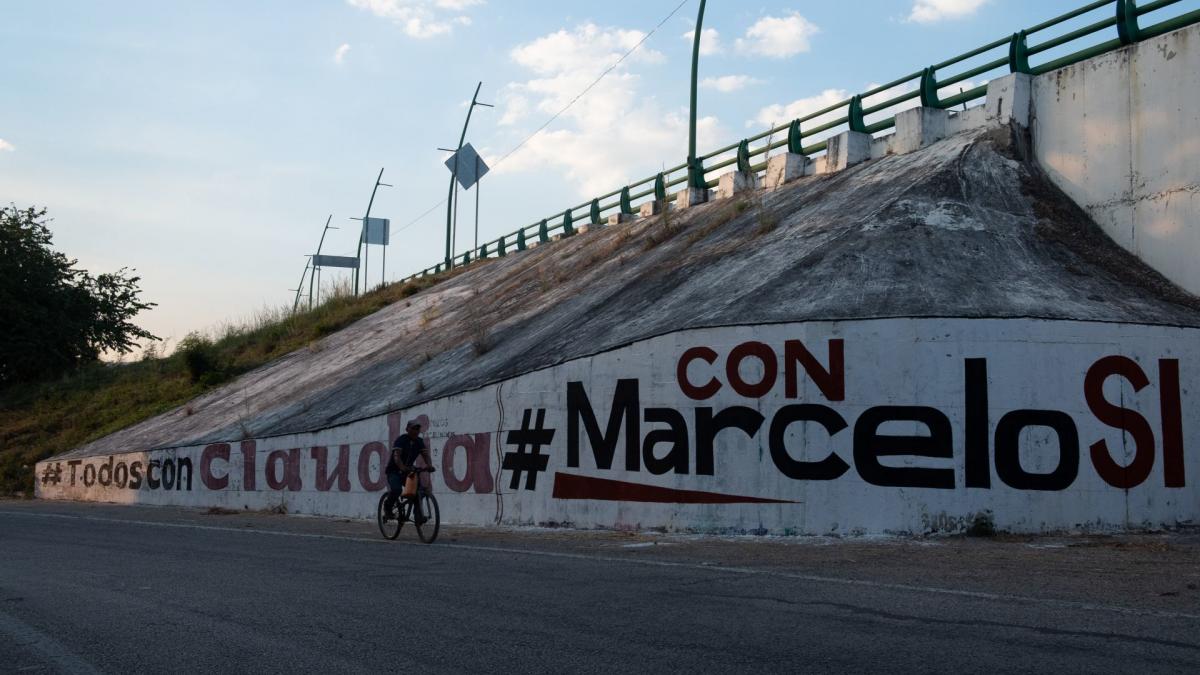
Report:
177,333,219,383
0,266,462,496
0,205,157,385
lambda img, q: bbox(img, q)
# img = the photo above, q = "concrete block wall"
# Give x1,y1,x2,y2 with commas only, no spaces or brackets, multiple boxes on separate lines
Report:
1031,24,1200,296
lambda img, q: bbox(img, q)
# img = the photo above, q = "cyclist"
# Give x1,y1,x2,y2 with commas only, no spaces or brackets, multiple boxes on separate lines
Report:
383,420,435,523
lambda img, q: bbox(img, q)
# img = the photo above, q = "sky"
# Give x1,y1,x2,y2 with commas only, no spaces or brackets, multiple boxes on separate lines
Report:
0,0,1146,353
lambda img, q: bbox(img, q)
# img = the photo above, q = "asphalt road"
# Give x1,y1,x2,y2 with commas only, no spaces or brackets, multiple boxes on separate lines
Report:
2,501,1199,674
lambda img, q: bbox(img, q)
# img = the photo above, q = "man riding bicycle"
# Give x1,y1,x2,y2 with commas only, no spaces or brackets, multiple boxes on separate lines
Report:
383,420,435,523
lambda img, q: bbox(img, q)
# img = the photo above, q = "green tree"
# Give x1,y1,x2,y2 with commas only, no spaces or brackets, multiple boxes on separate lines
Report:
0,205,157,384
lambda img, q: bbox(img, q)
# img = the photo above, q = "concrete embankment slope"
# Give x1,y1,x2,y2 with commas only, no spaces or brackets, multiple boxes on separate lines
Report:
37,122,1200,534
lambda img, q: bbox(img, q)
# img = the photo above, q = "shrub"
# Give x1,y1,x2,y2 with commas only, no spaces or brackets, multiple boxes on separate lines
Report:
177,333,220,383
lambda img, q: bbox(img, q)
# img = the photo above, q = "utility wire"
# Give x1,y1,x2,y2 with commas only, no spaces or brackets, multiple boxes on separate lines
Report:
389,0,692,238
489,0,691,170
391,198,449,236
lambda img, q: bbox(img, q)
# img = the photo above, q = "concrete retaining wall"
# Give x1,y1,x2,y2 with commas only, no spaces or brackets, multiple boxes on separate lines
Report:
1033,24,1200,295
36,318,1200,535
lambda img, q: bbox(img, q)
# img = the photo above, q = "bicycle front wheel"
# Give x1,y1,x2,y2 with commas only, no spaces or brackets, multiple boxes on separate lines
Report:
377,493,403,540
415,492,440,544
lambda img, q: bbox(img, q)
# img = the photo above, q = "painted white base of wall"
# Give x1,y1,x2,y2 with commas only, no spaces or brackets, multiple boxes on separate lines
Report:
37,318,1200,536
1033,24,1200,296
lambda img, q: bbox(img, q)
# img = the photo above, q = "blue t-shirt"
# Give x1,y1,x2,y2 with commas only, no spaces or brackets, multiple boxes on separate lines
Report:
387,435,426,474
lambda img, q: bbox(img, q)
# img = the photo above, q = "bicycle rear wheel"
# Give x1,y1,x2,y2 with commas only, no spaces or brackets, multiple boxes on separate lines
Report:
415,492,440,544
377,493,403,540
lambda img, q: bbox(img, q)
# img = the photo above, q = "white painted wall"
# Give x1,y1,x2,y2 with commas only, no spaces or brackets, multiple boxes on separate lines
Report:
34,29,1200,535
36,318,1200,535
1033,24,1200,295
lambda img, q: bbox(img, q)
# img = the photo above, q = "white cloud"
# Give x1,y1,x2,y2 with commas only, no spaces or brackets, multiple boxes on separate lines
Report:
0,139,13,152
750,89,849,128
509,23,664,76
346,0,482,39
735,12,819,58
493,23,722,197
435,0,483,9
700,75,763,93
907,0,987,23
681,28,722,56
498,94,529,126
750,79,983,132
333,43,351,64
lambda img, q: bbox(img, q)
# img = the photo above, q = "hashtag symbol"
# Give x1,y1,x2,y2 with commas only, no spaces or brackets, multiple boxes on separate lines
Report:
41,463,62,486
502,408,554,491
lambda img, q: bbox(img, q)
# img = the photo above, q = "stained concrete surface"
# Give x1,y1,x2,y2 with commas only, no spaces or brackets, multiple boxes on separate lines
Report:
56,126,1200,461
1,500,1198,673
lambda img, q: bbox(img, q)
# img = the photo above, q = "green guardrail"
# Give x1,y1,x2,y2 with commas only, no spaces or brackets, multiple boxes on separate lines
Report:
402,0,1200,282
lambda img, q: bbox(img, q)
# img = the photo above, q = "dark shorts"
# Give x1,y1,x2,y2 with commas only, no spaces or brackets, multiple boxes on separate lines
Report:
386,471,409,495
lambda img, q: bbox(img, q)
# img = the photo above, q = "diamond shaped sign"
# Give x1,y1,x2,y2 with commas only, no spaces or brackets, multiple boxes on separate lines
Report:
444,143,489,190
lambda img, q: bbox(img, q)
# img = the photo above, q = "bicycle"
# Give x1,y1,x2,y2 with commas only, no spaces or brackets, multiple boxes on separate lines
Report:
377,467,440,544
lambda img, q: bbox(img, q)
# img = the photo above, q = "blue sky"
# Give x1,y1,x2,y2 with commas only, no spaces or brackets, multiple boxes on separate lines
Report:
0,0,1136,351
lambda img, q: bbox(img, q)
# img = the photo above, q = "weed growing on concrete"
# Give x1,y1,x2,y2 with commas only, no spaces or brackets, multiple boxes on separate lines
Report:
470,334,492,356
642,220,680,251
464,289,493,357
419,303,443,328
684,199,745,248
967,511,996,537
753,129,781,237
535,264,553,293
641,200,681,252
639,164,683,253
754,211,781,237
583,226,633,269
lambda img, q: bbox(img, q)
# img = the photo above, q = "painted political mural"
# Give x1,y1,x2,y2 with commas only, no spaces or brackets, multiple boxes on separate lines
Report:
36,318,1199,535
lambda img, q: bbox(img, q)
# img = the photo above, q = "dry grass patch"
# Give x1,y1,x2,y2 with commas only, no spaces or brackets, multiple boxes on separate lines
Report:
0,267,465,496
683,199,748,248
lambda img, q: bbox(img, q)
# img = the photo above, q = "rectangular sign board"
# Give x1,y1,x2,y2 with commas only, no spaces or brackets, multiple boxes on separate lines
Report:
313,255,359,269
362,218,390,246
445,142,489,190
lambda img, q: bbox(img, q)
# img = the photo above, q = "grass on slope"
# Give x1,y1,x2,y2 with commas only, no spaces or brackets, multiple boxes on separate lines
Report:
0,272,456,497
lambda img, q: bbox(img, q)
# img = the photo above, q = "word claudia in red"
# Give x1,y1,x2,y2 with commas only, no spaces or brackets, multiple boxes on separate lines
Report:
196,412,496,495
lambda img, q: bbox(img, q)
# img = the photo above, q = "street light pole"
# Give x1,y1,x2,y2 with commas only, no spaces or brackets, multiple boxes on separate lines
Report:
309,214,336,310
292,257,311,313
474,153,481,252
444,82,492,270
353,168,389,296
687,0,708,191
